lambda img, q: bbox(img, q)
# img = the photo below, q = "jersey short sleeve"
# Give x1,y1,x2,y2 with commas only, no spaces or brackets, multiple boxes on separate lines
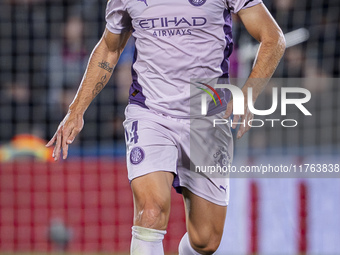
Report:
105,0,131,34
226,0,262,13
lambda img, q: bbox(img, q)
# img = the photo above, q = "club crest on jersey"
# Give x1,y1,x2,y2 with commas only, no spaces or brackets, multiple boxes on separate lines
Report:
130,147,145,165
188,0,206,6
137,0,148,6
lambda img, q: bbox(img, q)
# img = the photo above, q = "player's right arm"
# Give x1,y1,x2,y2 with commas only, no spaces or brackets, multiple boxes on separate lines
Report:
46,28,131,161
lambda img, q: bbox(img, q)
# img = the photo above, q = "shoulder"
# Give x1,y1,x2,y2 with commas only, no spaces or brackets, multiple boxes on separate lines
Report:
226,0,262,13
106,0,127,11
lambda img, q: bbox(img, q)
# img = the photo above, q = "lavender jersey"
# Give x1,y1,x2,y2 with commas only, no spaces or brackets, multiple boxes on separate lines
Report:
106,0,262,117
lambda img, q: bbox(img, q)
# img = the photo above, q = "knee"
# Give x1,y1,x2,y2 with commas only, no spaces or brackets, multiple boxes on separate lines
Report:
189,229,223,255
134,201,170,230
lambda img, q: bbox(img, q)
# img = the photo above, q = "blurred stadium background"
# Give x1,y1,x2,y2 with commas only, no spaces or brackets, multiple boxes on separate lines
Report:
0,0,339,254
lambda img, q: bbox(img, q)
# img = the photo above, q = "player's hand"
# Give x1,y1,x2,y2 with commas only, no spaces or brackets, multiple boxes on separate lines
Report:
224,90,254,139
46,111,84,161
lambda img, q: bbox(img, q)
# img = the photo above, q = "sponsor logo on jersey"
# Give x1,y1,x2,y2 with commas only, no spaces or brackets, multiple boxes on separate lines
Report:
138,16,207,37
138,17,207,29
188,0,207,7
130,147,145,165
152,29,192,37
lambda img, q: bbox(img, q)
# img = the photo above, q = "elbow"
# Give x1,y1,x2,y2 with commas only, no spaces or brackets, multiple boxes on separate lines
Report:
104,40,120,56
262,29,286,58
102,40,121,62
106,40,121,55
276,30,286,57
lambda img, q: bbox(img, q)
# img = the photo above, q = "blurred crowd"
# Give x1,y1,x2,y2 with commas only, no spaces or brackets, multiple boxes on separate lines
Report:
0,0,134,153
0,0,339,154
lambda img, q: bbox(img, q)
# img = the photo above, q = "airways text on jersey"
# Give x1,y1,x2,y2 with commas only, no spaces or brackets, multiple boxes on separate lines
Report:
138,16,207,37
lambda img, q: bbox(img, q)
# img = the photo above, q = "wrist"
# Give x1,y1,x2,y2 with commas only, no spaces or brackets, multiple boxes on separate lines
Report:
68,104,86,116
242,86,260,102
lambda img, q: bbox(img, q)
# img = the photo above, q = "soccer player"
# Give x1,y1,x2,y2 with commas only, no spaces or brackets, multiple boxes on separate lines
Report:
47,0,285,254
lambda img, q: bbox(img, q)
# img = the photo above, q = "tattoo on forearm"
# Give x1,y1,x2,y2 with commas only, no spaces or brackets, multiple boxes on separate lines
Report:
92,74,107,98
98,60,113,73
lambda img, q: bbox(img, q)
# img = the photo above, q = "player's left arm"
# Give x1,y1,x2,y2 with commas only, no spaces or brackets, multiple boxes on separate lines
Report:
224,3,286,138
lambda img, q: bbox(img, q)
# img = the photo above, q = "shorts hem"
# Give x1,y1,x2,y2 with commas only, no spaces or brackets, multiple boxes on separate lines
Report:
128,169,176,182
179,183,229,206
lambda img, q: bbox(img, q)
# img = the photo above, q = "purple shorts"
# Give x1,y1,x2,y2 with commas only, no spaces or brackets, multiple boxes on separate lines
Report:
123,104,233,206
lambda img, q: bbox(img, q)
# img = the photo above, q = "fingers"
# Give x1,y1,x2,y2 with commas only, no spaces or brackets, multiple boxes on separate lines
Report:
46,134,56,147
53,129,62,161
224,100,233,119
228,109,253,139
225,100,242,130
61,125,81,159
67,128,78,145
49,126,78,161
62,128,72,160
225,96,255,139
236,112,253,139
236,116,246,139
48,113,83,161
232,114,242,129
